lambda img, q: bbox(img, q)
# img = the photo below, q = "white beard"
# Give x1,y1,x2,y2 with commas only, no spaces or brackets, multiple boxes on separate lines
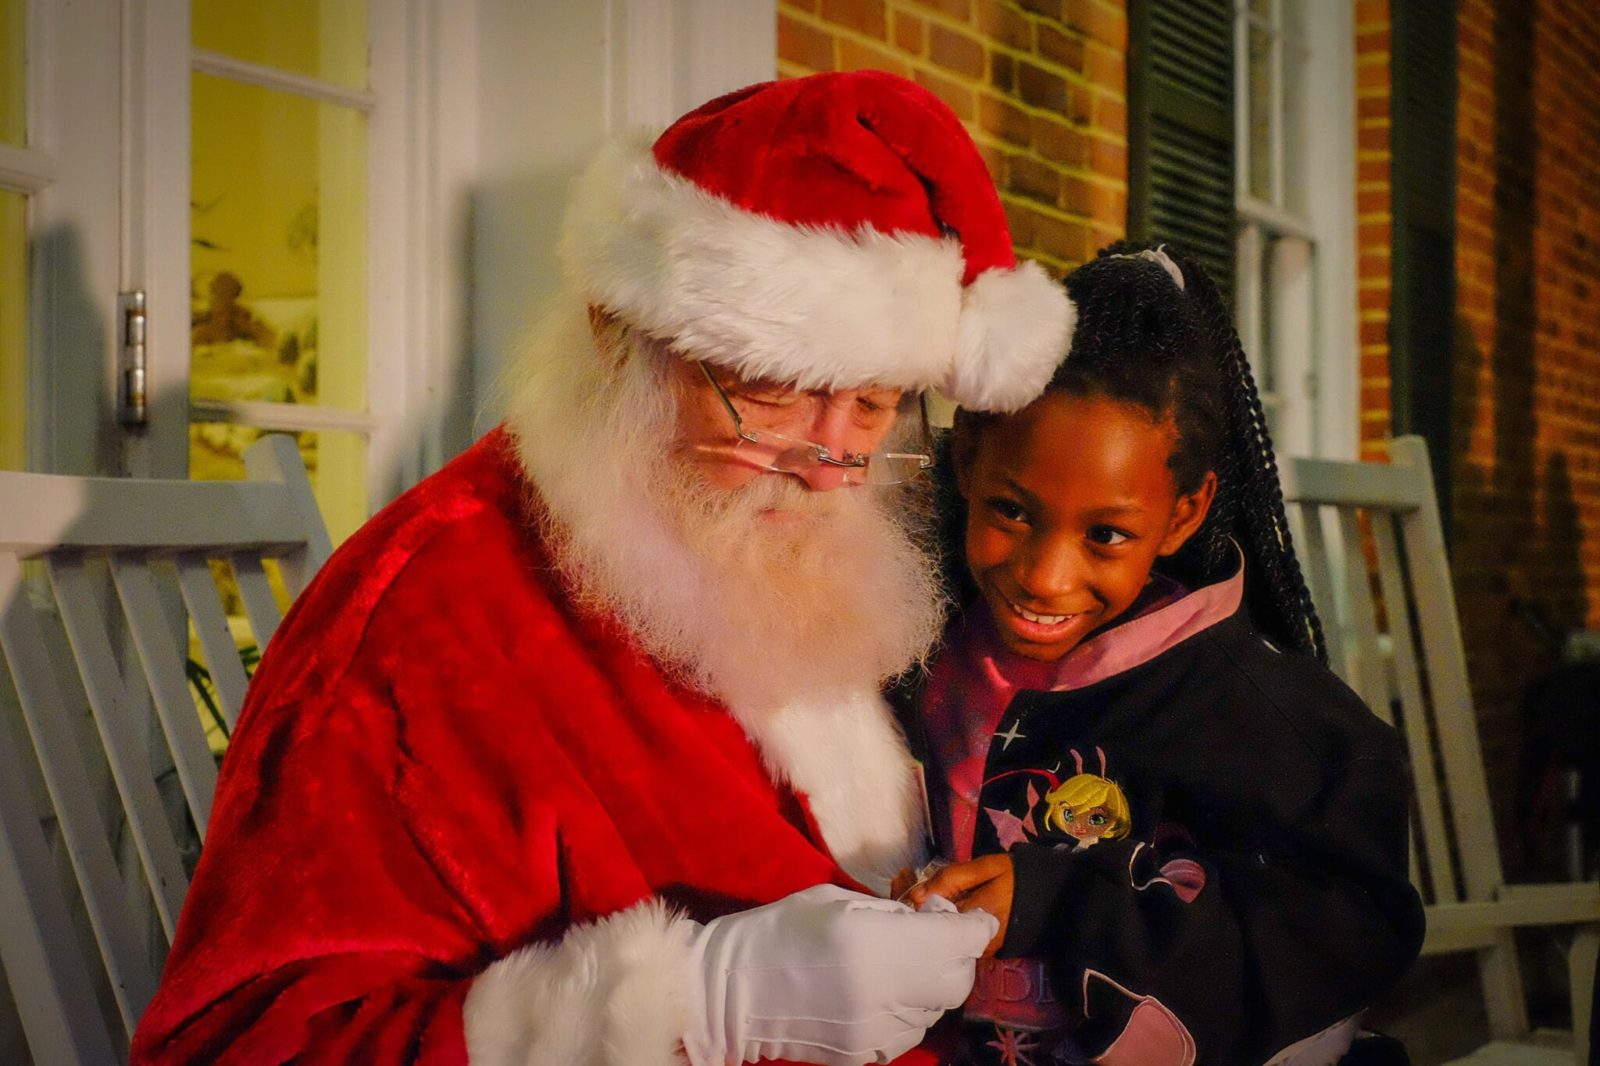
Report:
501,295,946,887
503,296,945,709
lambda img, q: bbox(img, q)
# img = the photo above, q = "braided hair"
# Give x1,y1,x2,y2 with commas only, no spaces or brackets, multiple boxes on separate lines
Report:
1043,242,1328,661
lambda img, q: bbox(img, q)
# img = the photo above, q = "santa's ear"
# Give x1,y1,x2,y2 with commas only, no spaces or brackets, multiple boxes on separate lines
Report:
1157,470,1217,556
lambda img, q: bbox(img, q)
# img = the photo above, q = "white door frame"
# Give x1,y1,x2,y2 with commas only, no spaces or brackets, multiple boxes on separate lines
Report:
24,0,123,476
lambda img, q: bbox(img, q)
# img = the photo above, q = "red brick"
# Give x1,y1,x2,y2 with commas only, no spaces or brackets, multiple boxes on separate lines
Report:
903,0,972,18
913,67,977,121
1007,154,1062,204
1357,95,1390,120
1017,59,1068,111
1356,189,1388,215
1093,92,1126,135
1085,41,1122,93
1032,211,1094,263
1016,0,1059,17
837,37,909,75
991,51,1016,92
1002,200,1038,245
979,93,1033,147
781,0,821,11
929,24,986,77
893,11,926,54
779,15,836,72
974,0,1033,51
1036,22,1084,71
1062,0,1125,50
1033,113,1087,165
1356,60,1389,90
820,0,887,38
1357,159,1388,184
1089,136,1126,181
1355,0,1389,24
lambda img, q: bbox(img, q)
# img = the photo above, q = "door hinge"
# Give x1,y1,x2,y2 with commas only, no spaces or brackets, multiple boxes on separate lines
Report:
119,290,147,426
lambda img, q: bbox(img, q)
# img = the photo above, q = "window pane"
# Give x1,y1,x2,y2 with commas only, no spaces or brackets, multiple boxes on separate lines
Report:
1248,24,1275,201
192,0,367,89
1257,240,1276,393
190,425,367,544
190,72,367,413
0,189,23,470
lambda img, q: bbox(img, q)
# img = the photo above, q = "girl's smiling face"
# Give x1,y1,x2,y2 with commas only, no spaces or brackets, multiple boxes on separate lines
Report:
956,391,1216,662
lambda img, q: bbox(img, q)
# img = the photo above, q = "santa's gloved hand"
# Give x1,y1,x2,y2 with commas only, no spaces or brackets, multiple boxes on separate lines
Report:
681,883,997,1066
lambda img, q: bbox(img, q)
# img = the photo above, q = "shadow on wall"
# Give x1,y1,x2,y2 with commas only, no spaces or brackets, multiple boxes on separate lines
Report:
1449,0,1590,884
33,224,116,477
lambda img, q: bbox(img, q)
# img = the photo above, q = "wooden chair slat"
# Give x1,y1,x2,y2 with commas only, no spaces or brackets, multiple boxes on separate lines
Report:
174,553,250,732
0,473,316,558
1370,512,1458,904
1332,507,1390,723
229,554,282,654
0,723,121,1065
108,557,218,840
243,434,333,598
0,554,157,1032
1292,503,1347,675
47,557,191,937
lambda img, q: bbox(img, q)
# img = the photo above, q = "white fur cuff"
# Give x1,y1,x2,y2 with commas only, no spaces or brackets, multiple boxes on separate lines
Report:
463,899,697,1066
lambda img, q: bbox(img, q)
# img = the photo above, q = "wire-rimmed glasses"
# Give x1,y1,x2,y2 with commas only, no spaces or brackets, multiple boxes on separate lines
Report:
697,362,934,486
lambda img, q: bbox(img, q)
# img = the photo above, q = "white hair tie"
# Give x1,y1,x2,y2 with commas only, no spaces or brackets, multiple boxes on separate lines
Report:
1109,246,1186,291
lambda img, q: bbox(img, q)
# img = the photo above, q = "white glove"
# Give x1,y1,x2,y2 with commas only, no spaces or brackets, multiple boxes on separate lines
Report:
681,883,998,1066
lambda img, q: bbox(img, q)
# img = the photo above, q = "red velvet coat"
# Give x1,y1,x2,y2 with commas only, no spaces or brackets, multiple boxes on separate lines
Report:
131,431,934,1065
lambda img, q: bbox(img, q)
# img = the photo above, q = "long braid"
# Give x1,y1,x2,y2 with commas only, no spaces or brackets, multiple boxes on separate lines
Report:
1048,242,1326,661
1161,246,1327,662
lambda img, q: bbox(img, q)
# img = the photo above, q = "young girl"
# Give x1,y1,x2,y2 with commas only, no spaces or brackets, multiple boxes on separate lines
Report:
900,244,1424,1065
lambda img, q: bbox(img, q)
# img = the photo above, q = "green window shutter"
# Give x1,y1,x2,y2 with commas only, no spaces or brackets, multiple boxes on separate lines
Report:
1128,0,1236,305
1389,0,1457,507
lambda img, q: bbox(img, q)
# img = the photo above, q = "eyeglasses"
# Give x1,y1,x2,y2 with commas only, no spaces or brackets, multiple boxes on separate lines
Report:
698,362,934,486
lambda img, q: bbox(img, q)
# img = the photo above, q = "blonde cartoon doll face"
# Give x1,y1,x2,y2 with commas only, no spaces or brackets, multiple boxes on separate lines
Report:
1043,771,1130,847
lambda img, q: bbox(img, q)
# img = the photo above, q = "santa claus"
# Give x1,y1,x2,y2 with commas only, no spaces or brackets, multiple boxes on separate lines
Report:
132,70,1073,1065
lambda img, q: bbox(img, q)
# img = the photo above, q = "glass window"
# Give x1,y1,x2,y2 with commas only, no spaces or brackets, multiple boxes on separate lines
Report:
188,68,368,542
192,0,367,90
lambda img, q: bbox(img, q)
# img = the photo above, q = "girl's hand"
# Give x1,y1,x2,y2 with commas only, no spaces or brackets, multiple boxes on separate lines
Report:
907,854,1013,957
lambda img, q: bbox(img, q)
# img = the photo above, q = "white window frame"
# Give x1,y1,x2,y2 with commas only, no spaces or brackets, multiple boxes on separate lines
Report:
1234,0,1358,460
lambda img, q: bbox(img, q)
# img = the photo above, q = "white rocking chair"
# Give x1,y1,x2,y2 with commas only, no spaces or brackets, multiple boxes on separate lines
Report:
1280,435,1600,1062
0,434,331,1064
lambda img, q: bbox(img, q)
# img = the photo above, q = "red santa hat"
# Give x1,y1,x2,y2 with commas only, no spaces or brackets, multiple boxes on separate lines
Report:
561,70,1074,412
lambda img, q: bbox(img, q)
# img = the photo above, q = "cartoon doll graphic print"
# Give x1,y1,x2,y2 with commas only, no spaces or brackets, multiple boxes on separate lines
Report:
1041,749,1131,849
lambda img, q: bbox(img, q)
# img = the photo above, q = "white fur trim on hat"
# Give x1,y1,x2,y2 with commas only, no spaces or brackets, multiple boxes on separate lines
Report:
950,260,1077,413
561,135,1069,412
463,899,696,1066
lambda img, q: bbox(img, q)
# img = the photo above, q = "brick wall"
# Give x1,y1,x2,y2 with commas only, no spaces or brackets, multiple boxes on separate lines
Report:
777,0,1128,277
1354,1,1392,463
1358,0,1600,872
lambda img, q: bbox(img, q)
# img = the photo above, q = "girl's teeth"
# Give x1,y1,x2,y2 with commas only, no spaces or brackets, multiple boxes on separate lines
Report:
1015,603,1069,625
